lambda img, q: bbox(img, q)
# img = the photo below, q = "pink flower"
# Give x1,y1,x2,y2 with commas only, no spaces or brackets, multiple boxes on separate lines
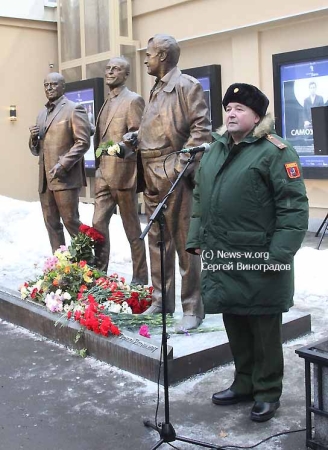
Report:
43,256,59,272
44,292,63,313
178,327,190,336
139,324,151,338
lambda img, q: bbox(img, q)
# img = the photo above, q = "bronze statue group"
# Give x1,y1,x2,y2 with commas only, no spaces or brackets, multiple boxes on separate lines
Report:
29,34,309,423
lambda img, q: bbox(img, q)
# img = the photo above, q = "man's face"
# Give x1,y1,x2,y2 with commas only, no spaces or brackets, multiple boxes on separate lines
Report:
144,41,161,77
225,103,260,140
105,58,128,89
309,84,317,96
44,74,65,101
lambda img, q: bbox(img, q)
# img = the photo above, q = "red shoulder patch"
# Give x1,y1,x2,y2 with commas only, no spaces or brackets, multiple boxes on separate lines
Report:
285,162,300,179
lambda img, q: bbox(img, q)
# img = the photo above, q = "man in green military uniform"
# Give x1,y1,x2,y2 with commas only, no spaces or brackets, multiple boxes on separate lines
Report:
186,83,309,422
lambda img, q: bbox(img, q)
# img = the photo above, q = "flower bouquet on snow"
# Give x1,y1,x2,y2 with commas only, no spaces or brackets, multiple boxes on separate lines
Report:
20,225,154,337
68,292,121,337
20,245,103,311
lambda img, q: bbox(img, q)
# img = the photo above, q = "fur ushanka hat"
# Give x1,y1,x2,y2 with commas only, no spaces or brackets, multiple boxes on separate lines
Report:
222,83,269,117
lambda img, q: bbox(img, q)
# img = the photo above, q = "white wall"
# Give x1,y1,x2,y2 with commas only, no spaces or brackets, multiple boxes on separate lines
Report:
0,17,58,201
0,0,56,22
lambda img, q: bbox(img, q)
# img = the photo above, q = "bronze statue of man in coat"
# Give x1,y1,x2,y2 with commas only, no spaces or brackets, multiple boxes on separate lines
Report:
92,57,148,285
29,72,91,253
124,35,211,331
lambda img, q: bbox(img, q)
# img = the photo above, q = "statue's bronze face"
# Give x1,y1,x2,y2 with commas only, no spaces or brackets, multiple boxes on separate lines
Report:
144,41,161,77
44,73,65,102
105,58,128,89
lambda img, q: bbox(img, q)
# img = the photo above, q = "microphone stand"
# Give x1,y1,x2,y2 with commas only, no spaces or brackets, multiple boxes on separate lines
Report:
140,152,219,450
315,212,328,249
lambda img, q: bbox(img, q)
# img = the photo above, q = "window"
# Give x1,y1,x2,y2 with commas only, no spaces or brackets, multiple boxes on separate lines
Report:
45,0,57,6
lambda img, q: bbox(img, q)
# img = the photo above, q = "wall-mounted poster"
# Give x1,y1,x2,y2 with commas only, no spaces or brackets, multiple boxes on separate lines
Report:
182,65,222,131
65,78,104,176
273,46,328,179
65,88,95,170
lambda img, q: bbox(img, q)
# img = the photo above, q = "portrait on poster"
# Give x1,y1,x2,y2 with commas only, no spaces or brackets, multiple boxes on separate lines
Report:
273,48,328,177
65,78,104,176
65,88,96,170
281,62,328,154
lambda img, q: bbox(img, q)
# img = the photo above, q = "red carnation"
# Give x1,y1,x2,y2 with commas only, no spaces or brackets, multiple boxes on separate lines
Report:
110,324,120,336
109,282,118,292
86,227,105,243
79,224,90,234
74,310,81,321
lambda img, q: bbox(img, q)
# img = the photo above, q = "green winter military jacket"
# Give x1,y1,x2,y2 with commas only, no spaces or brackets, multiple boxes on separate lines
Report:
186,115,309,315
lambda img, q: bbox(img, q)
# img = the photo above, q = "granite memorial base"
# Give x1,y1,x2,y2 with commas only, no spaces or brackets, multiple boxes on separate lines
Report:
0,285,311,385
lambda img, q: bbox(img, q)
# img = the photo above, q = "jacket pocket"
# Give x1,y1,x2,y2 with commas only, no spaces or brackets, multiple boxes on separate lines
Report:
226,231,267,246
199,226,207,244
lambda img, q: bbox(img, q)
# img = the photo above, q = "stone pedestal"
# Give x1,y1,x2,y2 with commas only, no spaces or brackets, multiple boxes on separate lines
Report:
0,285,312,385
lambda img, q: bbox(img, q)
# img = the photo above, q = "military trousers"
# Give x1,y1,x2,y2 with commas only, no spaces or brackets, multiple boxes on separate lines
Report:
223,313,283,402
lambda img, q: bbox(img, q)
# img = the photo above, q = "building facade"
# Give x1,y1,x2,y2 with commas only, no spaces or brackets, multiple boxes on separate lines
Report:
0,0,57,200
1,0,328,228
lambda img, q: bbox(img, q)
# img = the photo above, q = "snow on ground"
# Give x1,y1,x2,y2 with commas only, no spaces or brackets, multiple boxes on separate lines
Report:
0,193,327,341
1,194,328,449
1,194,327,305
0,195,138,289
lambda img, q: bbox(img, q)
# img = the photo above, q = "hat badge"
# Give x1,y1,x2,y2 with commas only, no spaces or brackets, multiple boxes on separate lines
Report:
234,88,239,93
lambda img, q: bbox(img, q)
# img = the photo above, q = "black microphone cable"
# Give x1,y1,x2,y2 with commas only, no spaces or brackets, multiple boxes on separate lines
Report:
164,426,308,449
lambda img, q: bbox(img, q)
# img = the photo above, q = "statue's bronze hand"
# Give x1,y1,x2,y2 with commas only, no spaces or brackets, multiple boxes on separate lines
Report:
122,131,138,150
49,163,66,181
29,125,40,141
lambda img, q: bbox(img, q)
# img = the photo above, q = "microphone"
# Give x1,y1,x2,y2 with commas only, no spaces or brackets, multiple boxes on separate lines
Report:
178,143,211,154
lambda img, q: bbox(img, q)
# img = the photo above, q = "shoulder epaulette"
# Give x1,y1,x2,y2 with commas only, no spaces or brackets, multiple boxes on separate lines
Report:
265,134,287,150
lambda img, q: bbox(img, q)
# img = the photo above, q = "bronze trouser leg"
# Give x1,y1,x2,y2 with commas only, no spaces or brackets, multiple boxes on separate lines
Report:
39,187,81,253
142,155,203,317
116,190,148,285
92,174,148,281
92,174,118,272
223,313,283,402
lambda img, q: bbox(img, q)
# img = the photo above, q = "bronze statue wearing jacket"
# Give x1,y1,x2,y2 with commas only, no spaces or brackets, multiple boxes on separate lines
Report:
29,72,91,253
92,57,148,284
124,35,211,331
